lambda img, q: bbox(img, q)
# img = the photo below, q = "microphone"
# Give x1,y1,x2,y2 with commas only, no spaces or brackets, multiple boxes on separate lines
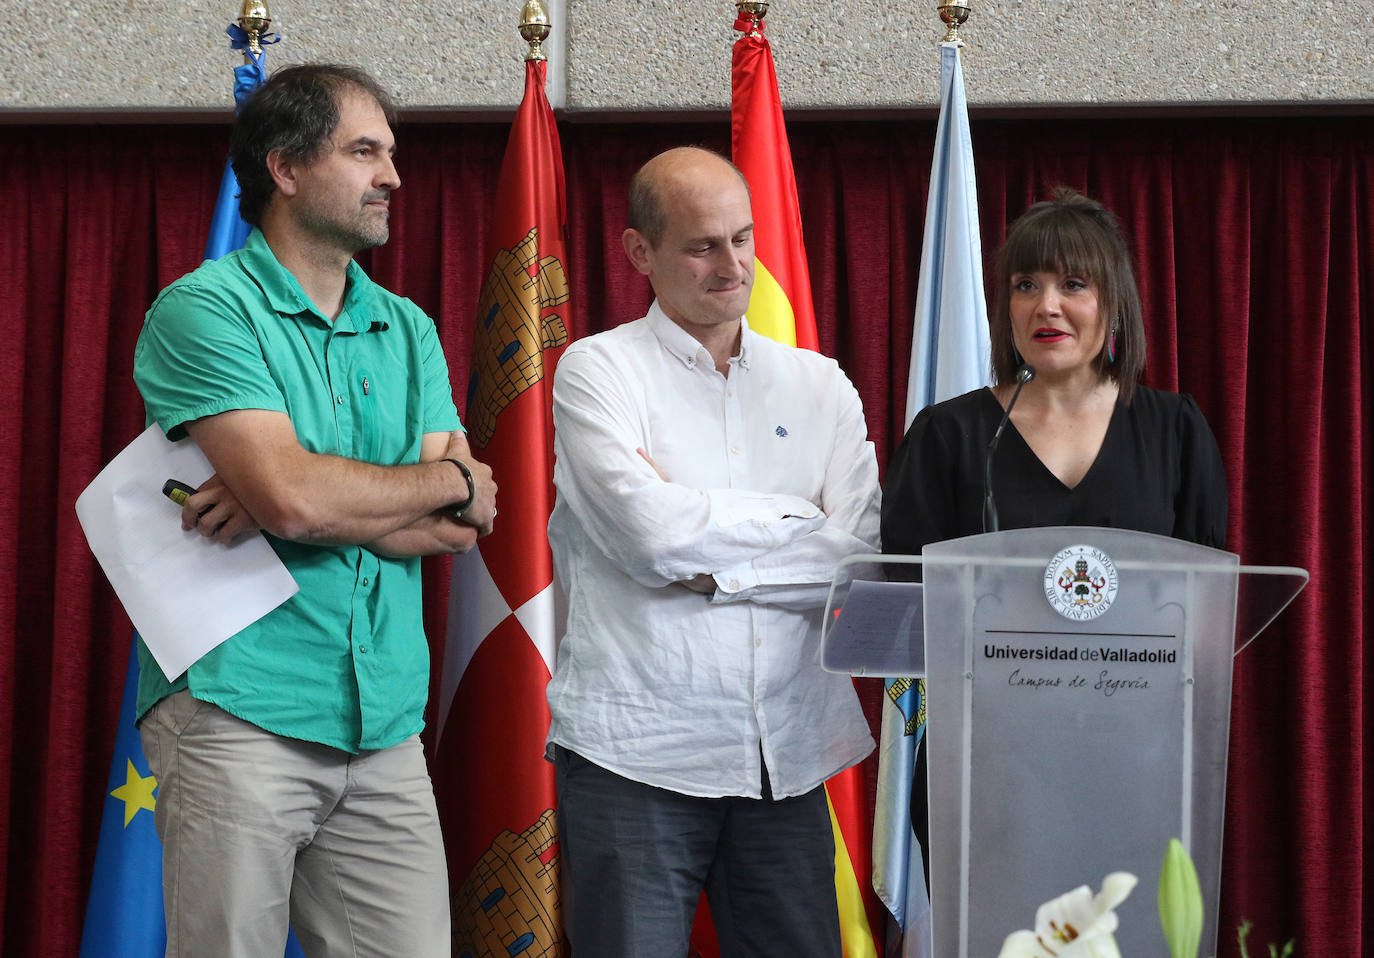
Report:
983,364,1036,533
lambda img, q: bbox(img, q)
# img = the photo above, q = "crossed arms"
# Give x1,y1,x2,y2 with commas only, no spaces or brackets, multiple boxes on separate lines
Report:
177,408,496,557
551,342,880,609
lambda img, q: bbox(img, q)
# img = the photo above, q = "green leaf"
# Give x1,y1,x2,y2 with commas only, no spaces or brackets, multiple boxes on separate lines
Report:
1157,839,1204,958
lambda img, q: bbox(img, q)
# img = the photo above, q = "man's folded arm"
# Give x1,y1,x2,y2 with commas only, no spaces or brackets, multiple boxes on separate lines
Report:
553,350,824,587
709,372,882,610
184,409,493,548
363,431,484,556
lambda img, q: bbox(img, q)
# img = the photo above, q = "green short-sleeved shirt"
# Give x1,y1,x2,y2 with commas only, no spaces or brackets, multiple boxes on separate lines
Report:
132,229,460,752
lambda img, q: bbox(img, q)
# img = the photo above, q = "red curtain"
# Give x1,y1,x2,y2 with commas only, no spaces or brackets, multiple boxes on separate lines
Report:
1,115,1367,956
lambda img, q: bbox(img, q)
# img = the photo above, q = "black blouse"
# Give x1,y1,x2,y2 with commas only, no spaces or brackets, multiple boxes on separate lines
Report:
881,386,1229,556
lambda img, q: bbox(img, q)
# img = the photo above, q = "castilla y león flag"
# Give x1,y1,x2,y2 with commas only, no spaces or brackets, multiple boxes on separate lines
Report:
433,55,569,958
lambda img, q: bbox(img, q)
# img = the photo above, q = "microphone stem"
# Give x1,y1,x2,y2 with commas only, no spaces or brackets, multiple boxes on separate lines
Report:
983,368,1034,534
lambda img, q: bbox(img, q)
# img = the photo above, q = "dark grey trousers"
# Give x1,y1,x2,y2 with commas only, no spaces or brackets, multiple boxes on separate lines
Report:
553,746,843,958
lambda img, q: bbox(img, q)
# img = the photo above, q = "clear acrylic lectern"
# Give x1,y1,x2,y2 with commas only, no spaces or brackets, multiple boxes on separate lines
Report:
821,527,1307,958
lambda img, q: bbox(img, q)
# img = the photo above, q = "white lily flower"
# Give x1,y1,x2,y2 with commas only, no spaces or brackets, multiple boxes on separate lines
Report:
997,872,1138,958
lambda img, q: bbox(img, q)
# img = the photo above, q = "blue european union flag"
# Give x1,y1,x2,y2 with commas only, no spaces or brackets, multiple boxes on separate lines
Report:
77,642,309,958
80,37,304,958
79,642,165,957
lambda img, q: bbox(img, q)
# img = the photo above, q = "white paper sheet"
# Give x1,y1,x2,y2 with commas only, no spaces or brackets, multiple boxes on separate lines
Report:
75,424,298,680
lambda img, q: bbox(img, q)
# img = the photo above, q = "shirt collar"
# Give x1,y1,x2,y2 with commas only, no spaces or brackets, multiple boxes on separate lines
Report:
646,299,753,372
240,229,386,333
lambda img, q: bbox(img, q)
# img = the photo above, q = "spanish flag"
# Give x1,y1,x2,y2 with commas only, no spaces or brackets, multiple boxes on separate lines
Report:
730,10,818,352
729,7,881,958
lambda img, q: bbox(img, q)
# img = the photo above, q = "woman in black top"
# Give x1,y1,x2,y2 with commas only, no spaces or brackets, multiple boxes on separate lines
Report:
882,188,1228,554
879,189,1229,903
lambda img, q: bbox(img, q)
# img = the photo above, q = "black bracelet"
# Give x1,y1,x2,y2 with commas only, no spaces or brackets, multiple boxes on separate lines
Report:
444,458,476,517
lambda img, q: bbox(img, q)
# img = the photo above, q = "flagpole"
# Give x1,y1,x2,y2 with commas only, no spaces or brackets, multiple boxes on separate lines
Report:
437,3,568,954
873,7,990,958
204,1,278,260
80,7,288,955
737,0,767,35
726,6,881,957
936,2,972,44
729,0,821,351
237,0,271,58
519,0,550,60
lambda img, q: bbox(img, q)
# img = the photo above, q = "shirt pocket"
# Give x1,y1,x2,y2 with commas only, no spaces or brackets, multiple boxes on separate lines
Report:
351,365,423,466
353,367,381,463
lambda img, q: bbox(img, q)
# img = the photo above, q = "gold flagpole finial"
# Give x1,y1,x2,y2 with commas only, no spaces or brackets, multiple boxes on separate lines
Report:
936,2,971,43
519,0,551,62
735,1,769,37
238,0,271,58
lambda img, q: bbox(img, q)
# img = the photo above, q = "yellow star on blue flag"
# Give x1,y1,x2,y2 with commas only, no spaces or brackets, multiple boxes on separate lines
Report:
79,643,167,957
110,759,157,827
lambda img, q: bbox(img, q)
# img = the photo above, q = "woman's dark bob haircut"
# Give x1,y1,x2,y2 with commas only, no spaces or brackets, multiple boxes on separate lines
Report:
990,188,1146,403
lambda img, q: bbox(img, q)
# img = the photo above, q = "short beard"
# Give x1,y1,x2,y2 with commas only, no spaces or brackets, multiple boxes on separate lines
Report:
299,200,390,255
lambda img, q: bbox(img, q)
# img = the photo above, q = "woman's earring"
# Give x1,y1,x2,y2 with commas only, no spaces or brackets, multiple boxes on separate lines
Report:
1106,325,1119,364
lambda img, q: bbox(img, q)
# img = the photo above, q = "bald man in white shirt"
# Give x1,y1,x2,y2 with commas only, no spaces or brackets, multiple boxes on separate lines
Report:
545,146,880,957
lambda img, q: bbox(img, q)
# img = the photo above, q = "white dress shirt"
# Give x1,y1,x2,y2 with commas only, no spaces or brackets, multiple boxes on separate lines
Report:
546,301,879,799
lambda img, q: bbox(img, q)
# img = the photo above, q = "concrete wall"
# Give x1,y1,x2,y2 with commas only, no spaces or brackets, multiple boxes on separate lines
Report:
6,0,1372,116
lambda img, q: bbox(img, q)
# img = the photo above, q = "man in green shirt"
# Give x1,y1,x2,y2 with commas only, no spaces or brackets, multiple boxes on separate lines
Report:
132,64,492,958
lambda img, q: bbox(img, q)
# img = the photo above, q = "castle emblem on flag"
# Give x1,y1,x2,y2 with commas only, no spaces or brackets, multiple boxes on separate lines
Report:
466,226,570,445
452,808,561,957
1044,544,1120,621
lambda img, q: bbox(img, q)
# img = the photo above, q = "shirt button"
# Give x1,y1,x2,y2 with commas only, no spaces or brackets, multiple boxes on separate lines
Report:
729,579,741,591
362,577,369,587
755,639,762,647
730,446,741,455
358,646,367,654
336,395,345,405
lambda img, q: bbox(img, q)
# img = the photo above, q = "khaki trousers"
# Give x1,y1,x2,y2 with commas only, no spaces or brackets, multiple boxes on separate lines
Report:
139,691,450,958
